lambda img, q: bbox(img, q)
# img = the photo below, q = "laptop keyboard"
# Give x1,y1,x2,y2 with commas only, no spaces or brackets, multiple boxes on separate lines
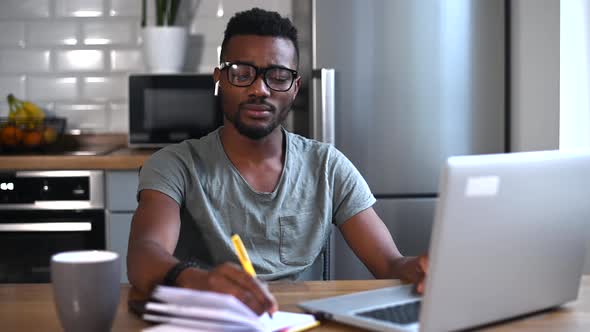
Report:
356,300,421,325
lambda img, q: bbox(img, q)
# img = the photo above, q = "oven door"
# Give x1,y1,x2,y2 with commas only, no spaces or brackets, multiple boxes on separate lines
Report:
0,209,105,283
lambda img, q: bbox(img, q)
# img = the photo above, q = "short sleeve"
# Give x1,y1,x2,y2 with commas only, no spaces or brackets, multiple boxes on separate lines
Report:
328,147,376,226
137,145,191,206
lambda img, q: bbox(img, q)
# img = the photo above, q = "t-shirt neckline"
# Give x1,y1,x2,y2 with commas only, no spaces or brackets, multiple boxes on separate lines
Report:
216,127,289,199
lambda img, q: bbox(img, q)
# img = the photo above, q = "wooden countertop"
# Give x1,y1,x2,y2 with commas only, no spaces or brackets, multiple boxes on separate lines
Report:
2,277,590,331
0,147,156,170
0,134,158,170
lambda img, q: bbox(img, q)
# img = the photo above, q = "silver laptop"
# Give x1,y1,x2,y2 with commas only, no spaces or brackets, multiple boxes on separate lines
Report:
299,150,590,332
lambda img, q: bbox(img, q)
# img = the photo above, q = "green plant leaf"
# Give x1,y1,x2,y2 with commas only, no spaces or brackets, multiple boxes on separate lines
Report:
148,0,182,26
168,0,181,26
156,0,165,26
141,0,146,27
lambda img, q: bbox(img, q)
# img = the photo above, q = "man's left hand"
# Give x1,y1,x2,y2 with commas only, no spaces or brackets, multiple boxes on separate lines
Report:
393,255,429,294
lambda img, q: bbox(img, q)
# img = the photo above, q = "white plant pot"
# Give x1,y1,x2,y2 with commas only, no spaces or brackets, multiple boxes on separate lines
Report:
142,26,188,73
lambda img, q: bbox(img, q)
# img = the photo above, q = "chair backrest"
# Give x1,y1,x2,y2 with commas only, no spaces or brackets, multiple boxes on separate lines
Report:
296,238,331,281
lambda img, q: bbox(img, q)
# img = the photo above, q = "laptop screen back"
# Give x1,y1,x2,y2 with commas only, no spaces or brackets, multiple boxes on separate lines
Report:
420,150,590,331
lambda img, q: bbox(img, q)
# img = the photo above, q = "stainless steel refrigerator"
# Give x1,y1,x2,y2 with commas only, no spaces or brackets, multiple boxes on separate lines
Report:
304,0,506,279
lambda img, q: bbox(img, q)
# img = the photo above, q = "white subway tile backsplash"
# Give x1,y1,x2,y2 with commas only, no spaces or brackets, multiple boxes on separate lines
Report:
0,0,292,132
209,0,292,18
29,76,78,100
109,0,140,17
28,22,78,46
55,49,104,72
82,21,136,45
272,0,293,17
0,76,26,100
189,18,226,45
0,0,51,19
108,102,128,132
82,75,126,100
40,101,56,116
232,0,285,15
192,0,224,18
197,64,217,74
55,0,104,18
0,102,8,116
0,22,25,47
184,43,219,73
0,50,51,73
110,49,144,72
54,102,107,130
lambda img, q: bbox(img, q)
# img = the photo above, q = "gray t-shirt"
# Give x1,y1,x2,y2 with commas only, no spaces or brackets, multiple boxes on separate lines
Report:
138,127,376,280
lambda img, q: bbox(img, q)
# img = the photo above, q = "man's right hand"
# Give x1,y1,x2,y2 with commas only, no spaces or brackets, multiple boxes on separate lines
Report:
175,262,278,316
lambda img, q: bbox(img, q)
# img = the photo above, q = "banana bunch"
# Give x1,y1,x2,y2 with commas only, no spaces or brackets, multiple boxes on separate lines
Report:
7,94,45,127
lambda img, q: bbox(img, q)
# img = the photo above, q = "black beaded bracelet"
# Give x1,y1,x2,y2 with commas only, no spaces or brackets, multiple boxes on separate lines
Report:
162,261,200,286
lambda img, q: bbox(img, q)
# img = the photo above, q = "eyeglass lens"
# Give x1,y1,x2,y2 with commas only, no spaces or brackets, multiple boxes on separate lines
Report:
227,64,294,91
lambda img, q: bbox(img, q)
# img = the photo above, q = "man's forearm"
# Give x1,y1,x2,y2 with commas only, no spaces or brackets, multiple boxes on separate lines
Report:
386,256,414,280
127,240,180,295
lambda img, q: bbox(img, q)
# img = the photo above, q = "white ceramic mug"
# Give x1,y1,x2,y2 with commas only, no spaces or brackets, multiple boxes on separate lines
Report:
51,250,121,332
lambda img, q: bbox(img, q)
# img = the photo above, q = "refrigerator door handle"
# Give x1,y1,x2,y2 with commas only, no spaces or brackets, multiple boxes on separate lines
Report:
311,68,335,144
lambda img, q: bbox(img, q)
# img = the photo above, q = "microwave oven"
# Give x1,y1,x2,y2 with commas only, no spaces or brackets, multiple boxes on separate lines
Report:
128,74,223,147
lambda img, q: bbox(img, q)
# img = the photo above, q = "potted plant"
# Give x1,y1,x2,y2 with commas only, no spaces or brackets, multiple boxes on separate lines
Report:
141,0,188,73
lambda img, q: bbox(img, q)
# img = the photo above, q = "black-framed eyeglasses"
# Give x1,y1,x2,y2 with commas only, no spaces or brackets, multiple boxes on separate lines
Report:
219,62,298,92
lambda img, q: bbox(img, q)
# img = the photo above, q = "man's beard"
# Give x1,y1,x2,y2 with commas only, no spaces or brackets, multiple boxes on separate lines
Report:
222,95,293,140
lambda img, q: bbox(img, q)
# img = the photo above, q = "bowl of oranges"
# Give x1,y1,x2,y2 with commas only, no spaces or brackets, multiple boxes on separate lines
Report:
0,94,66,153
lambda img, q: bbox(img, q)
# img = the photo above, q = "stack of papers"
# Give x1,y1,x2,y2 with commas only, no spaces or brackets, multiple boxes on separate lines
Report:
141,285,319,332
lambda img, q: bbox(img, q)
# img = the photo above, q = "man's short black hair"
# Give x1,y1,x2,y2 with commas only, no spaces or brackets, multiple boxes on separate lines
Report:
220,8,299,66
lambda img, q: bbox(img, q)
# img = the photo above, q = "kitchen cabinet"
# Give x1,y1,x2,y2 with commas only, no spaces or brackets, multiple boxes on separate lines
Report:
106,171,139,211
106,212,133,283
105,170,139,283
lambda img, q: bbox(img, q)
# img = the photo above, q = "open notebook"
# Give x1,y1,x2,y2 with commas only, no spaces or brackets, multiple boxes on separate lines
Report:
139,285,319,332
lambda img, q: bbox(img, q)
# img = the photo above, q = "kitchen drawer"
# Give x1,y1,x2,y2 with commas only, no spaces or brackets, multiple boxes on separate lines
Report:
106,212,133,283
106,170,139,212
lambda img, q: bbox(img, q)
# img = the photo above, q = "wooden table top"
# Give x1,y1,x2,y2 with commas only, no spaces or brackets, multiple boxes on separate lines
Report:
1,277,589,332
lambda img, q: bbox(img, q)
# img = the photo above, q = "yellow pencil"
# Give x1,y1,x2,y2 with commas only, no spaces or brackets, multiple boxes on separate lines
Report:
231,233,257,277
